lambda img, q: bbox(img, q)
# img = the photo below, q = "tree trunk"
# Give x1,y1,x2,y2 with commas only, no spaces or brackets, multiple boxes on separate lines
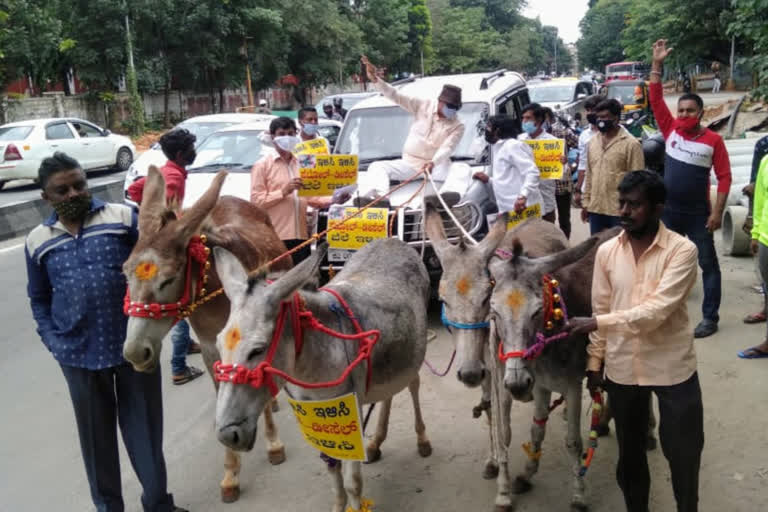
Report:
163,76,170,127
219,87,225,113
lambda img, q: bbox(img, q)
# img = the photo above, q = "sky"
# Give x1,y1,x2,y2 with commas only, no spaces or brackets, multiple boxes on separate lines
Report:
522,0,590,44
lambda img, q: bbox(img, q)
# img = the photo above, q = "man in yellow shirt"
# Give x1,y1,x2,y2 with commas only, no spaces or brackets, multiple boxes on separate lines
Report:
568,170,703,512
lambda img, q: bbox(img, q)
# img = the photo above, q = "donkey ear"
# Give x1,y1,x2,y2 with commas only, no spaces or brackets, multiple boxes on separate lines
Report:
532,235,599,276
264,242,327,307
214,247,249,302
137,166,167,236
478,212,508,263
423,203,451,262
175,170,227,241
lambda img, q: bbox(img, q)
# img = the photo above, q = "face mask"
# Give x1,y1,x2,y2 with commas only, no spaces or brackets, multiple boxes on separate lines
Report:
676,116,700,133
273,135,300,153
442,106,458,119
597,119,616,133
522,121,537,135
587,113,598,125
53,194,92,221
301,123,318,136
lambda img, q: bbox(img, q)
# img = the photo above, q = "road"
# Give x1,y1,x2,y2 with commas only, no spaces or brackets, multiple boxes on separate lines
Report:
0,216,766,512
0,168,126,207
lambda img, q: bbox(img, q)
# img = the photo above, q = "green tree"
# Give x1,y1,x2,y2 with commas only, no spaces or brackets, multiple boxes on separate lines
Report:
405,0,433,74
577,0,629,71
728,0,768,99
355,0,411,75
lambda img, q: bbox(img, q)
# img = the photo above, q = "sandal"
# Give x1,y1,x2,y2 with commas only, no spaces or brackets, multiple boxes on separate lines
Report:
737,346,768,359
743,312,766,324
173,365,204,385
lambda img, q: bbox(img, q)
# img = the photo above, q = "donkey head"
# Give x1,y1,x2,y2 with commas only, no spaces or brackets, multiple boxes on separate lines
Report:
489,235,598,401
213,244,327,452
425,206,506,388
122,166,227,372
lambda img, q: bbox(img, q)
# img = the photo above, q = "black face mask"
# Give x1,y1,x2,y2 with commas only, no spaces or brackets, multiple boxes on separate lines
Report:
587,113,598,125
53,194,92,221
597,119,616,133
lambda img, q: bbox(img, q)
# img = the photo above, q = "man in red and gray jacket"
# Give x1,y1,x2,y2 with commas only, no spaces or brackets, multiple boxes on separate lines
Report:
649,39,732,338
128,128,204,384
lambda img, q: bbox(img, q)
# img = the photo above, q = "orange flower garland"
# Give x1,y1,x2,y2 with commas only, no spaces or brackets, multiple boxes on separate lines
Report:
135,262,158,281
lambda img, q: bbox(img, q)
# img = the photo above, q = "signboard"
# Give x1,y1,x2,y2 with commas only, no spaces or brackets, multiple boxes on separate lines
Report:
524,138,565,180
294,138,329,155
506,203,542,229
298,154,358,197
327,205,388,251
286,392,366,461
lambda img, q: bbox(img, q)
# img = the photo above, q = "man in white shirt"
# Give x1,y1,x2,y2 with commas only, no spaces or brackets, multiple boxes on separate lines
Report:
574,95,602,205
517,103,558,222
359,55,468,207
472,115,542,214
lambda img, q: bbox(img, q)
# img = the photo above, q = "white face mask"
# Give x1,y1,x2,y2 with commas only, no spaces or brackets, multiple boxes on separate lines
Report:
442,105,458,119
273,135,301,153
301,123,318,136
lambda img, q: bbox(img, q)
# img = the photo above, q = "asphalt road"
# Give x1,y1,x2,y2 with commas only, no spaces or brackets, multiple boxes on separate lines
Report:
1,215,767,512
0,168,126,207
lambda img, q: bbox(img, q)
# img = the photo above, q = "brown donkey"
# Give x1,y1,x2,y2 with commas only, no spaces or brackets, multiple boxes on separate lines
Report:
122,167,292,502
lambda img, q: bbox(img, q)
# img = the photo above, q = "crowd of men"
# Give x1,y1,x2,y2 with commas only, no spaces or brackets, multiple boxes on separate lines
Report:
24,37,767,512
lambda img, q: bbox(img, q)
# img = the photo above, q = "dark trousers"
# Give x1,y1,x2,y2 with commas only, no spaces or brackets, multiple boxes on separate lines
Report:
170,319,191,376
283,239,312,265
607,373,704,512
556,192,572,238
59,363,175,512
589,212,621,235
663,211,721,323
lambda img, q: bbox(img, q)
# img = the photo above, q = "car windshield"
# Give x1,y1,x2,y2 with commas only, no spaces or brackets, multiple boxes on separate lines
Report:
605,84,638,105
528,85,575,104
336,102,488,162
189,130,266,173
607,64,635,74
315,95,372,117
176,121,239,143
0,126,34,141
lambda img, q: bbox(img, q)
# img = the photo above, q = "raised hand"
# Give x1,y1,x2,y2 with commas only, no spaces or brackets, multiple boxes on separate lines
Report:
360,55,380,82
652,39,673,63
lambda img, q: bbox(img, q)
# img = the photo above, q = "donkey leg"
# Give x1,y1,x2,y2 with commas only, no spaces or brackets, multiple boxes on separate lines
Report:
408,375,433,457
365,398,392,463
565,385,587,511
646,393,658,451
220,448,241,503
492,381,515,511
482,372,500,480
514,386,551,494
343,460,364,511
263,401,286,465
327,460,347,512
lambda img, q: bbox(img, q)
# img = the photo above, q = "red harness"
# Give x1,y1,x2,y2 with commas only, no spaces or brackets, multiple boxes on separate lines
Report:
213,287,380,397
124,235,216,323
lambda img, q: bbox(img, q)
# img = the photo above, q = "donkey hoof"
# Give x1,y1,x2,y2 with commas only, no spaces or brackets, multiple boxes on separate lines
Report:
512,476,533,495
646,436,658,451
417,441,433,458
483,461,500,480
595,424,610,437
271,400,280,413
570,502,589,512
221,485,240,503
268,446,286,465
364,446,382,464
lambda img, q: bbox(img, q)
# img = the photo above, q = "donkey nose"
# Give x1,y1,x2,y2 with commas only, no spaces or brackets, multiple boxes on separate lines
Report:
457,363,487,387
504,372,533,396
218,423,249,450
123,342,155,370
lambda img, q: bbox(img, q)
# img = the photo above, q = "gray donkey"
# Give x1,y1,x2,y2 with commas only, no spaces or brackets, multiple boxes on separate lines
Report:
213,238,432,512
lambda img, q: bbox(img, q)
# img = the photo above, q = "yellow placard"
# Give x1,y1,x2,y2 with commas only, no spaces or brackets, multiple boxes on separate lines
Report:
286,392,367,461
507,203,542,229
298,154,358,197
294,138,329,155
327,206,388,250
524,138,565,180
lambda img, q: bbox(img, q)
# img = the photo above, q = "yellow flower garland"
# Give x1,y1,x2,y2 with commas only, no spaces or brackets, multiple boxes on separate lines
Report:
135,262,158,281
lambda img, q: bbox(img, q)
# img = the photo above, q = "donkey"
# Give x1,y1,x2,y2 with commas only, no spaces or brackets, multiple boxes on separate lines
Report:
487,220,614,511
121,167,292,503
213,238,432,512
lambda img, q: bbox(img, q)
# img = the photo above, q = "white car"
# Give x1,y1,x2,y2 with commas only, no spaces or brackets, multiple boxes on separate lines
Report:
0,118,135,190
123,113,276,206
527,78,595,125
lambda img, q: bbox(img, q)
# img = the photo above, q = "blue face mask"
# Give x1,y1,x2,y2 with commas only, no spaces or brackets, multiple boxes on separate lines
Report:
522,121,537,134
301,122,318,136
442,106,458,119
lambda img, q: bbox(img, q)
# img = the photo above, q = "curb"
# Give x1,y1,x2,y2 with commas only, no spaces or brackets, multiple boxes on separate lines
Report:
0,180,125,242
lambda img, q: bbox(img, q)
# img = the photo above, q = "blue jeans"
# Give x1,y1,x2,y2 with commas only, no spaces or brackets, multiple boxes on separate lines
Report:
589,212,621,235
170,320,191,376
663,211,721,323
59,363,175,512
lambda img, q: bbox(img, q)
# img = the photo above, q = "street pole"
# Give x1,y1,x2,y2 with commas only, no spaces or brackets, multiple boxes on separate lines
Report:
243,39,254,108
726,36,736,91
125,14,135,71
421,48,424,77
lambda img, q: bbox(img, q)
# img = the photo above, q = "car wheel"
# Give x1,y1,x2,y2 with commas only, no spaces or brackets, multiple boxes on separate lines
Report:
115,147,133,172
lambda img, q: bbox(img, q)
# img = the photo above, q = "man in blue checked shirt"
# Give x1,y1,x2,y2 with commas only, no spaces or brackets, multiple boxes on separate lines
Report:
25,152,188,512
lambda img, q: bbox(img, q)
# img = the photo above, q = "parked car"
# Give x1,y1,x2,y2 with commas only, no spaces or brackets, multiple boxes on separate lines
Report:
122,113,275,206
0,118,135,190
331,69,530,283
314,92,377,120
527,78,594,126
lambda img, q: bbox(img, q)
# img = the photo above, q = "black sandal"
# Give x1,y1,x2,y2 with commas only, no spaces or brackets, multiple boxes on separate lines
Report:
173,366,204,385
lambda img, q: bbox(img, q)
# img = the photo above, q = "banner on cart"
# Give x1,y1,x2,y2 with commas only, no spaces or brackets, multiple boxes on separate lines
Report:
327,205,388,250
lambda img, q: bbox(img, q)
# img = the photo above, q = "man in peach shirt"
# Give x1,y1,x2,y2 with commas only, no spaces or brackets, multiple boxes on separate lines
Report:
567,171,703,512
250,117,343,264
